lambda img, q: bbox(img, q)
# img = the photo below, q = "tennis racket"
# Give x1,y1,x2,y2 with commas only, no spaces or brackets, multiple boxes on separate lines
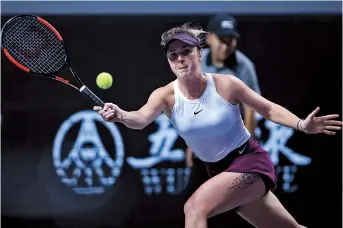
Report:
1,15,104,107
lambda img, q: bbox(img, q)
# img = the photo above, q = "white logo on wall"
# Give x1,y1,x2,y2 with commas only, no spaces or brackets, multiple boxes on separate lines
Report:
53,110,125,195
127,114,190,195
255,114,312,193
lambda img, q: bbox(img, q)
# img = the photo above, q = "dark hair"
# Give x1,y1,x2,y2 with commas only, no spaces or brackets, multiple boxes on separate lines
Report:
160,22,207,48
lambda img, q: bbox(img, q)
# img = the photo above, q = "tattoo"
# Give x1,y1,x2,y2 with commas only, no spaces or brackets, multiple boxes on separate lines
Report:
228,173,261,191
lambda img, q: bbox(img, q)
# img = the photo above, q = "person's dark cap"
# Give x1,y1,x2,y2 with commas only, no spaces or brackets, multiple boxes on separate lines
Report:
207,14,240,38
163,33,201,53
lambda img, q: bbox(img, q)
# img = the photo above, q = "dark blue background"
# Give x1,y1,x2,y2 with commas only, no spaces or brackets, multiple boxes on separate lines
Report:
1,14,342,228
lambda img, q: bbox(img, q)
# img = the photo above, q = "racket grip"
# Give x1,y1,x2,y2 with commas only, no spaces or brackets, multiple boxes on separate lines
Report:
79,85,104,107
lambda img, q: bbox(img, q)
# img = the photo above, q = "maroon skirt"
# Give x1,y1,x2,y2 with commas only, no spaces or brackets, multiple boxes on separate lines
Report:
203,137,277,193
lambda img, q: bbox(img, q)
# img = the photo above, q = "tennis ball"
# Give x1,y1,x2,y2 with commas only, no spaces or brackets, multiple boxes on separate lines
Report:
96,72,113,89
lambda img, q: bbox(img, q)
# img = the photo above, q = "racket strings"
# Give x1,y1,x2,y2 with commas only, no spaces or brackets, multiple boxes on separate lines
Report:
2,16,67,74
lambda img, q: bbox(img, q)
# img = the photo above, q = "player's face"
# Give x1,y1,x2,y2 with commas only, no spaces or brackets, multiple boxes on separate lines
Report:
166,40,202,79
206,33,237,61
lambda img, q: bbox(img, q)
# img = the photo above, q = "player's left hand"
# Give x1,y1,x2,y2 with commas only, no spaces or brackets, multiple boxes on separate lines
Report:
301,107,342,135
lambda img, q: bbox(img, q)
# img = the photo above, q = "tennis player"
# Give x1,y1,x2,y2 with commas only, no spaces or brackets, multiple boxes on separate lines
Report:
94,23,342,228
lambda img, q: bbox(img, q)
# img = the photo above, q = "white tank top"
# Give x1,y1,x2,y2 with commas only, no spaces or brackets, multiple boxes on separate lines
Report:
170,73,251,162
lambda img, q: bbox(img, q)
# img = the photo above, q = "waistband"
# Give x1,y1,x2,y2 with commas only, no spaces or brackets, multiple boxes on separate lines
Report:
204,137,252,164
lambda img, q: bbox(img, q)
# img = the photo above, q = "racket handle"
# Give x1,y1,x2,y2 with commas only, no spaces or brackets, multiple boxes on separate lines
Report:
79,85,104,107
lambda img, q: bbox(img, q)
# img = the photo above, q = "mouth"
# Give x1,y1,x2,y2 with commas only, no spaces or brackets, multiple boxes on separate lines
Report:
178,66,188,70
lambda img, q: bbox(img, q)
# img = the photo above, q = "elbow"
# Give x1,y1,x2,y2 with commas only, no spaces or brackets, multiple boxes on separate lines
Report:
137,125,146,130
265,102,285,121
123,120,147,131
129,125,145,130
136,118,149,130
129,111,148,130
262,103,273,120
129,122,146,130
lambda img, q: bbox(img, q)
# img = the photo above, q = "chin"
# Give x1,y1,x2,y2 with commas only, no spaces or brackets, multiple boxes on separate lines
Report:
224,50,234,58
220,53,229,60
177,73,189,79
179,70,194,79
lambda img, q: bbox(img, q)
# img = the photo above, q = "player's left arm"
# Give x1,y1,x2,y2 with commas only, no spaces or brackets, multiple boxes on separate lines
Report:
230,76,342,135
230,76,302,131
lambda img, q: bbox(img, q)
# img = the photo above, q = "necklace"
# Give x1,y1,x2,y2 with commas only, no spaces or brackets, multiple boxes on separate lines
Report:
179,74,205,97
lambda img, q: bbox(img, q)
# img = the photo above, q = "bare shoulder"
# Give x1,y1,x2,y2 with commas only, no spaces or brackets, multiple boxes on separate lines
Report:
150,82,174,99
148,81,175,117
212,73,243,92
212,73,241,87
162,81,176,108
211,74,243,104
163,81,175,95
149,82,175,111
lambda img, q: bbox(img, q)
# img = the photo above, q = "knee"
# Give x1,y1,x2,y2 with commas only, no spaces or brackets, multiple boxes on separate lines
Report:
183,198,196,218
184,197,207,219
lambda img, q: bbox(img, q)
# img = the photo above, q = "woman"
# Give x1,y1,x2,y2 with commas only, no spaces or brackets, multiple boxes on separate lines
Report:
94,23,342,228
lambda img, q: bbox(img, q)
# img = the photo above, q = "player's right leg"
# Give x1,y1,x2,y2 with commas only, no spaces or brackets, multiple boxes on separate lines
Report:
237,190,306,228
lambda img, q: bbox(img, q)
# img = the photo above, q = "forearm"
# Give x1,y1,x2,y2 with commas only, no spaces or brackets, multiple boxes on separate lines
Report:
268,104,303,131
120,110,148,130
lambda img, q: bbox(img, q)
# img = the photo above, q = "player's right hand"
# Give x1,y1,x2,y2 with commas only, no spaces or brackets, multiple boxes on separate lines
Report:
93,103,123,122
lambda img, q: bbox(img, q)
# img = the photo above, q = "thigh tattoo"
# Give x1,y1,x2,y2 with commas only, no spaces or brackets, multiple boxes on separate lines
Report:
228,173,261,191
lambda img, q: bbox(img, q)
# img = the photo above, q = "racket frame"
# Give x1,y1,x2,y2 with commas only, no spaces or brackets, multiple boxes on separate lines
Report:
1,14,105,107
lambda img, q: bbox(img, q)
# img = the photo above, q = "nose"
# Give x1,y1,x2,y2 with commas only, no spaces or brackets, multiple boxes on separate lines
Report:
221,41,229,49
220,42,230,53
177,54,185,63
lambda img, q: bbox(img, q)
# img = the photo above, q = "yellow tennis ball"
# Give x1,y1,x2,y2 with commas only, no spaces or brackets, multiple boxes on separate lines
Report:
96,72,113,89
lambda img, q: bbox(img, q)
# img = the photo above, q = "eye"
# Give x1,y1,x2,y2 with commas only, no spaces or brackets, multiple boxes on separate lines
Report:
168,52,177,60
181,48,192,56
